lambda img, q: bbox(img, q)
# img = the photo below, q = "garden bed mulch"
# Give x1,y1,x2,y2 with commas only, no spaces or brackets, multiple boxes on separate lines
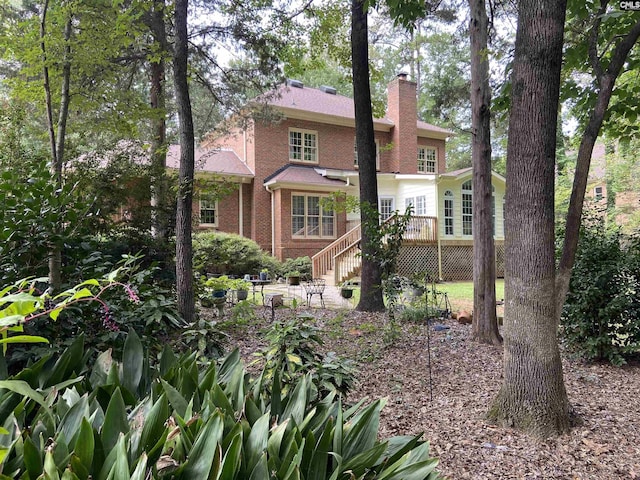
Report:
221,307,640,480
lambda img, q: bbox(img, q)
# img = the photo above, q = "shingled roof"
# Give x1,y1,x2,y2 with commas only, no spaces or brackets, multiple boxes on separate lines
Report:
166,145,253,177
257,81,452,136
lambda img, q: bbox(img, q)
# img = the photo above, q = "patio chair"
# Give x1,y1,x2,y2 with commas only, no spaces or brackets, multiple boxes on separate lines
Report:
303,278,326,308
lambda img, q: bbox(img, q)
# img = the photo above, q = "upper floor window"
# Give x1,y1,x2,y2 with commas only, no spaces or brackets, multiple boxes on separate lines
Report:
292,193,334,238
289,129,317,163
200,198,218,226
462,180,472,236
417,147,436,173
354,139,380,169
444,190,454,236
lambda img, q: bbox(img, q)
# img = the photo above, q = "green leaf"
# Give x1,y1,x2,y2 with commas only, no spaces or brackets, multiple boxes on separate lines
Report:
139,393,168,454
306,416,333,480
122,330,143,395
106,435,129,480
247,452,269,480
219,428,243,480
129,453,148,480
180,411,224,479
0,334,49,345
43,449,61,480
23,436,43,479
160,379,188,419
74,418,95,469
342,399,384,459
245,412,269,474
101,388,128,453
0,380,53,422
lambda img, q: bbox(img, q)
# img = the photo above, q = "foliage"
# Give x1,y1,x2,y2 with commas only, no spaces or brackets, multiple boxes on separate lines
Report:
0,333,441,479
193,231,270,276
257,316,356,400
5,260,184,371
561,210,640,365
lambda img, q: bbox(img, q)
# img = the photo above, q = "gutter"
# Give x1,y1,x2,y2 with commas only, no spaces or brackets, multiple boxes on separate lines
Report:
265,184,276,257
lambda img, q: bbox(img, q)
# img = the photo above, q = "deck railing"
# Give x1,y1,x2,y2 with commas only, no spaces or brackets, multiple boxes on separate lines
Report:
312,216,438,283
312,223,361,278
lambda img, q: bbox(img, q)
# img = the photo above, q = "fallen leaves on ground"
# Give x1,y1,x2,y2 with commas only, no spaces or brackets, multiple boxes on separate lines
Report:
221,307,640,480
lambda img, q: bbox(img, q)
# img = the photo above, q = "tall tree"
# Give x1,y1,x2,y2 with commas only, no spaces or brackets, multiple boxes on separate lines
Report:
488,0,570,437
556,2,640,317
469,0,501,345
173,0,195,323
352,0,385,311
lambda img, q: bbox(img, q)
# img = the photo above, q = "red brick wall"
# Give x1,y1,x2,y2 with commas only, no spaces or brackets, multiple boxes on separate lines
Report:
417,136,447,174
386,76,418,174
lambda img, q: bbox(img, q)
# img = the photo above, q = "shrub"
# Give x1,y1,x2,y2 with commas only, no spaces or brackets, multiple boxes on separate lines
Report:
0,333,441,479
561,212,640,365
280,256,312,280
193,231,271,276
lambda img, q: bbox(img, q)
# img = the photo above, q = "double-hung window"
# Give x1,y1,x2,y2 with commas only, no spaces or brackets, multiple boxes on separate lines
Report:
200,198,218,226
404,195,427,215
462,180,473,236
444,190,454,236
292,194,334,238
417,147,436,173
289,129,317,163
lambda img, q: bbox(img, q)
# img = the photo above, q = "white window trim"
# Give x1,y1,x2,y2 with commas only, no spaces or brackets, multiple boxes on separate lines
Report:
405,195,427,216
289,128,318,164
379,196,395,222
444,190,454,236
199,198,218,227
291,193,336,239
417,146,437,173
354,138,380,170
462,180,473,236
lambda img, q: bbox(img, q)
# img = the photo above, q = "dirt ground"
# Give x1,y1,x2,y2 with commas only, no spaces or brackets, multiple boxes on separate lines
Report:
220,306,640,480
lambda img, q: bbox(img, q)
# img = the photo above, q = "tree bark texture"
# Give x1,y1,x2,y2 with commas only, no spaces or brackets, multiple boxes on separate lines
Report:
352,0,384,312
489,0,570,438
469,0,501,346
148,0,169,240
555,15,640,319
173,0,195,323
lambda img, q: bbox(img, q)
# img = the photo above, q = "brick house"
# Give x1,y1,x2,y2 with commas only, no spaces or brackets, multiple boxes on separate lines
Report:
173,74,506,282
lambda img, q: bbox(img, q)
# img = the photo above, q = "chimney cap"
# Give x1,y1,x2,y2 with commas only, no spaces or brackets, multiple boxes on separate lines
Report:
396,72,409,80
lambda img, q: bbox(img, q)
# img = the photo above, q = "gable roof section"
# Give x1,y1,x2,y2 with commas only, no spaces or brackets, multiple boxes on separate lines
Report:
167,145,254,178
255,83,452,139
264,164,348,191
439,167,506,184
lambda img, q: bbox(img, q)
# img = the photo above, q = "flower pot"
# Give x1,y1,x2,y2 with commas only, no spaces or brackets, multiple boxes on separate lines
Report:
340,288,353,299
236,289,248,301
259,272,268,281
212,289,227,299
287,276,300,286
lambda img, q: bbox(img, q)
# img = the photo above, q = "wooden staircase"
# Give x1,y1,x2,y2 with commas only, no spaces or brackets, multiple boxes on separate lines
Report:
312,216,438,286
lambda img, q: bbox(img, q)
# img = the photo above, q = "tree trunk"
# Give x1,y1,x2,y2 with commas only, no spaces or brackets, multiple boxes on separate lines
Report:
488,0,570,438
173,0,195,323
352,0,384,312
148,0,169,240
469,0,501,346
555,17,640,319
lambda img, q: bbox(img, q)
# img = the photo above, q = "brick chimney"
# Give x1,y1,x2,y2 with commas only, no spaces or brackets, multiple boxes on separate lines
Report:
386,73,417,174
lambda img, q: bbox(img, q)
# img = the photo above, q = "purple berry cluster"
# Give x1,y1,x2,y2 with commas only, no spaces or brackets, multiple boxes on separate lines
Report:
100,305,119,332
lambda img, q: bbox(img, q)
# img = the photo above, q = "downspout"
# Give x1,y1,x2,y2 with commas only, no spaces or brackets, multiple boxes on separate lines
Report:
238,182,243,237
265,184,275,257
436,174,443,281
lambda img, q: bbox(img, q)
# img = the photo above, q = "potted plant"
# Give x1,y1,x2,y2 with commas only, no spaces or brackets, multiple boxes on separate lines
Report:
206,275,230,298
286,270,301,286
259,268,269,281
232,278,251,301
340,282,354,299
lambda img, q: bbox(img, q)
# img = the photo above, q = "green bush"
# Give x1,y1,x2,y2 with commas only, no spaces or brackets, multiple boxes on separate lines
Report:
561,212,640,365
280,256,312,280
193,231,271,276
0,333,441,479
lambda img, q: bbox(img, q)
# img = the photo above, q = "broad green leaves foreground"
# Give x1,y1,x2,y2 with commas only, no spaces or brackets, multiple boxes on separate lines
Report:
0,332,441,479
